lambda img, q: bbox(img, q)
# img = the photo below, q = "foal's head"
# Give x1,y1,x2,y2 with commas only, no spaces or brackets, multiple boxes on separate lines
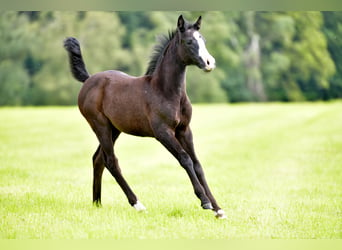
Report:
176,15,216,72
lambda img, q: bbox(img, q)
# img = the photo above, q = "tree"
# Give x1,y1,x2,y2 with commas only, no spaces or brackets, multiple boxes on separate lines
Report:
0,12,32,105
257,11,335,101
322,11,342,99
29,11,129,105
243,11,266,101
199,11,243,102
288,12,335,101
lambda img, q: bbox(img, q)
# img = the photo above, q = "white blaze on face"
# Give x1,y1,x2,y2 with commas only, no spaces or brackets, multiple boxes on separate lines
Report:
193,31,216,71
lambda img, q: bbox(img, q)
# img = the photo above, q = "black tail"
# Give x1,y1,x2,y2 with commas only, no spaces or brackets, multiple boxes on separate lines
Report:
63,37,90,83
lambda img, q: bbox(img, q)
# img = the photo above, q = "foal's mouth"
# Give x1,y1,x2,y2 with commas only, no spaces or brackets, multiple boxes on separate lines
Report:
203,65,215,72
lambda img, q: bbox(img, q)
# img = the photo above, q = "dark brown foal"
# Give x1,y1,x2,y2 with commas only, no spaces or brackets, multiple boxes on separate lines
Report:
64,15,226,219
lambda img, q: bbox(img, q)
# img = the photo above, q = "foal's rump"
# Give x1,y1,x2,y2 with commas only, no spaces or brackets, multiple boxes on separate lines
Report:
79,70,154,137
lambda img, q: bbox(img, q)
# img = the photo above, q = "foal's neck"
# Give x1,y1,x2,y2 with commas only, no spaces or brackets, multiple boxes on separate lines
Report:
152,37,187,98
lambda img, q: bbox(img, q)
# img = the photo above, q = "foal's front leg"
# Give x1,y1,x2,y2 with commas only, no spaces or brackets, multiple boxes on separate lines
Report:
176,126,227,219
152,124,212,210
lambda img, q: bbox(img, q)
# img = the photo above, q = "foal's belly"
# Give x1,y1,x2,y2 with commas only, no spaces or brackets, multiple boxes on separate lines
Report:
108,109,154,137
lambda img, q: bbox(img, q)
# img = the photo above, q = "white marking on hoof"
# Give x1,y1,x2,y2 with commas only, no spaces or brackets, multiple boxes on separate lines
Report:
133,201,146,212
214,209,227,219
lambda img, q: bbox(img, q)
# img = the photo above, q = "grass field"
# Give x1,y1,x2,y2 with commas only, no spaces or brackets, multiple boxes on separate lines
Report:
0,103,341,239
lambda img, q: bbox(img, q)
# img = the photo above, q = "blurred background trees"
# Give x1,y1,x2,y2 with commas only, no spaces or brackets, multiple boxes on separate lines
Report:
0,11,341,105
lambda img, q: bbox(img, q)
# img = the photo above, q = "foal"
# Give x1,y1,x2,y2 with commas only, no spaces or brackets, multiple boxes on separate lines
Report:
64,15,226,219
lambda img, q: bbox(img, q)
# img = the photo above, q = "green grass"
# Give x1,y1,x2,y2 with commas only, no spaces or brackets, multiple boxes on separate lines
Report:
0,103,341,239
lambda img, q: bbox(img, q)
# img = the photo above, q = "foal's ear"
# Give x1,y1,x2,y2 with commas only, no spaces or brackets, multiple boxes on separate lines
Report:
194,16,202,30
177,15,186,33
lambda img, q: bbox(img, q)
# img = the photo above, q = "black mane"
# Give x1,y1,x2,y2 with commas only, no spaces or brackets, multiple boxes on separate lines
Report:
145,30,176,76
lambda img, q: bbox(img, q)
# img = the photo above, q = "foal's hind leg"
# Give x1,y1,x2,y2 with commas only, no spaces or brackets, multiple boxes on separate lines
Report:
93,144,105,206
90,118,146,211
176,126,227,219
92,131,122,206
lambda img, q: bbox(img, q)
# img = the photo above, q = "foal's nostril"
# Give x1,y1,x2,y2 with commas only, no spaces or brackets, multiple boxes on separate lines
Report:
206,59,210,65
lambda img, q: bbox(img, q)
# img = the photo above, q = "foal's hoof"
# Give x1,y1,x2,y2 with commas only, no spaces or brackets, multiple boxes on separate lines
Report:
133,201,147,212
214,209,227,219
202,202,213,210
93,201,102,208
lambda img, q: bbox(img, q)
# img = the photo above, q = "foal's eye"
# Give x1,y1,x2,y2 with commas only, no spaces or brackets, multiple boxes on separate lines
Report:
187,39,193,45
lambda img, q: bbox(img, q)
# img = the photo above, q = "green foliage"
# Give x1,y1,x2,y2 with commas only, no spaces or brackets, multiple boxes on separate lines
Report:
322,11,342,99
258,12,335,101
0,12,32,105
0,11,341,105
187,67,228,103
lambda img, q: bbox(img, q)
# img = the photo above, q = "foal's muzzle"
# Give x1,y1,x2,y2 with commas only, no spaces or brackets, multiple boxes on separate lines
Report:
202,54,216,72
